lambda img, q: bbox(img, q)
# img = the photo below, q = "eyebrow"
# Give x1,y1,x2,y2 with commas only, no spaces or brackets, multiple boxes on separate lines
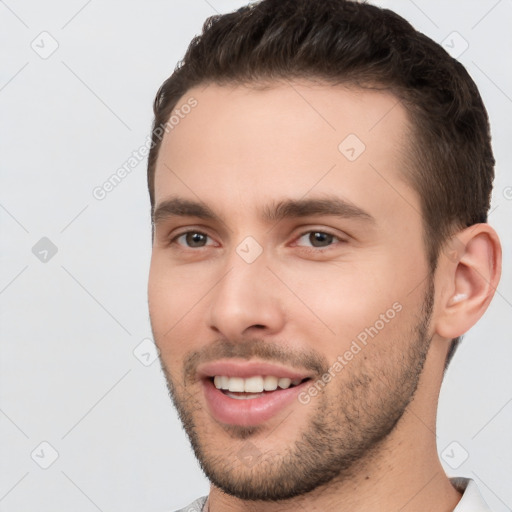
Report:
152,196,375,226
262,196,375,224
153,197,221,225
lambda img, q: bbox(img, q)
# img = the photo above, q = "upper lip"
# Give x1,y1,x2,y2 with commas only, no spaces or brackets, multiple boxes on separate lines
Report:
197,359,313,380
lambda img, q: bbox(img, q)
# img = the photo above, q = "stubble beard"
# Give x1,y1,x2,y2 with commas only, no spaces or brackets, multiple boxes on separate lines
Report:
157,282,434,501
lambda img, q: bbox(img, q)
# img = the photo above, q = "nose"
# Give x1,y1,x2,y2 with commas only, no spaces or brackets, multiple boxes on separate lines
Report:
207,249,286,341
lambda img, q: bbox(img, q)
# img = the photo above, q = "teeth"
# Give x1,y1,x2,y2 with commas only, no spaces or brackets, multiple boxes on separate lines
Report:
263,376,278,391
278,377,292,389
226,391,263,400
227,377,244,392
213,375,302,392
244,376,264,393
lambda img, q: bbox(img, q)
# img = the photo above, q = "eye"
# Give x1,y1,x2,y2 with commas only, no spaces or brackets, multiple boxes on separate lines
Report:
295,230,343,249
173,231,214,248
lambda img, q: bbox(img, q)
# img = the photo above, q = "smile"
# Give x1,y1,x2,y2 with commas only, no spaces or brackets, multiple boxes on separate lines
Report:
197,361,313,426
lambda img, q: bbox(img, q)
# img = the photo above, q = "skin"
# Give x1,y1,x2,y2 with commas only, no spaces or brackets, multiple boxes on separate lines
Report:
148,81,501,512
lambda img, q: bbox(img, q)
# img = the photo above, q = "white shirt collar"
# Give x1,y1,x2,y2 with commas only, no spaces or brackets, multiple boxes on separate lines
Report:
451,478,492,511
177,477,492,512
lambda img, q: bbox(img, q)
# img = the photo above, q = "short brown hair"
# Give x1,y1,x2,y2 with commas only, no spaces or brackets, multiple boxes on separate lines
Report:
147,0,495,364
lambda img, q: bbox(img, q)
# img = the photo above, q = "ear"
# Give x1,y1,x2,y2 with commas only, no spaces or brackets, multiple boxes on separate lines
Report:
435,224,502,339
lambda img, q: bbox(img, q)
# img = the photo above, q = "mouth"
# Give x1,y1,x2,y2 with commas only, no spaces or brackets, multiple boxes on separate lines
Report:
197,361,313,427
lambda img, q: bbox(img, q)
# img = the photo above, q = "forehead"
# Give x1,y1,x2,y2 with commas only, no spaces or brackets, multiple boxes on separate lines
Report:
153,81,417,225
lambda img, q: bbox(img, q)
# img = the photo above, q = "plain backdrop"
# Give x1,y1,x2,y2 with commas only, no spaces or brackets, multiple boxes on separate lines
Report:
0,1,511,511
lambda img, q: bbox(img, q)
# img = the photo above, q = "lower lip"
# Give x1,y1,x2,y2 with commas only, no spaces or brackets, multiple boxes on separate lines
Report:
202,379,309,427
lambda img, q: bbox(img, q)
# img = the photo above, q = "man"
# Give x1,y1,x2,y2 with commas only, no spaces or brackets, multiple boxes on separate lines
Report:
146,0,502,510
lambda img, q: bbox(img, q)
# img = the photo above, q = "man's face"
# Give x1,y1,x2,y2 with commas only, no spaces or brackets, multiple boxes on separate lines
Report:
148,82,435,500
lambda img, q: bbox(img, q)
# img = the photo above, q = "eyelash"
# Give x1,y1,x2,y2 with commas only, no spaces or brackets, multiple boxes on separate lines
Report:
169,229,346,252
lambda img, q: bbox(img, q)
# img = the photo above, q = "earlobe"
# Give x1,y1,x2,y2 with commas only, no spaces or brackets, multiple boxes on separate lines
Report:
435,224,502,340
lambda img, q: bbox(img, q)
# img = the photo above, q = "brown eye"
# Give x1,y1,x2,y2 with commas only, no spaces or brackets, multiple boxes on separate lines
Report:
308,232,334,247
296,231,338,249
175,232,210,248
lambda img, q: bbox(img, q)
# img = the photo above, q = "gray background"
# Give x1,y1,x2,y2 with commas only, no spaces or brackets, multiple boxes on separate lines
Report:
0,1,511,511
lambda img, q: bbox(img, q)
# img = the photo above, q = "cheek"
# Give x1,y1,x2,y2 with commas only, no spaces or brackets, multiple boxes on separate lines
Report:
148,256,210,360
281,255,416,354
149,252,211,311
